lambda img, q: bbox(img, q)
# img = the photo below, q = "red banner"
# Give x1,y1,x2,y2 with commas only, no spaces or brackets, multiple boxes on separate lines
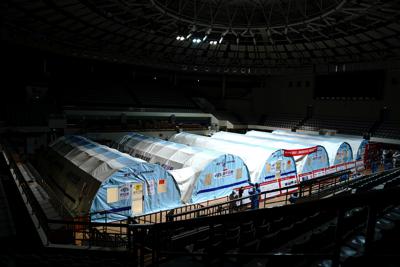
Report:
283,146,318,157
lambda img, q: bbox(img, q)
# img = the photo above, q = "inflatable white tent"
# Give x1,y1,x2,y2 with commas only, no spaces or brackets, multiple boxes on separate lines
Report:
113,133,251,203
46,135,182,222
271,130,368,161
242,130,353,166
169,132,298,194
212,131,329,181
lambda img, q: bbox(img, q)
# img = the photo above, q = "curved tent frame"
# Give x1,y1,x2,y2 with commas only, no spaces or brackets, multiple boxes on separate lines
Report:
47,135,181,222
169,132,298,194
113,133,251,203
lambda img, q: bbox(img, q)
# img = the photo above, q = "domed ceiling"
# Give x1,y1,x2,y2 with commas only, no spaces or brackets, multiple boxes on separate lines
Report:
3,0,400,73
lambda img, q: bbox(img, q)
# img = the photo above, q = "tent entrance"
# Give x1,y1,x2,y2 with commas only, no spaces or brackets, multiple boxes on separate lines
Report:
132,183,144,215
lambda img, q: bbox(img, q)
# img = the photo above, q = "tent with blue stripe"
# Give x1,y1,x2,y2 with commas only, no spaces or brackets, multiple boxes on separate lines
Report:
169,132,298,194
241,131,329,176
113,133,251,204
46,135,181,222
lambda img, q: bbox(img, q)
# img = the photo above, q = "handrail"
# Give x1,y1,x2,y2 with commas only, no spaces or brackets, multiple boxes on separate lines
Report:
170,170,353,221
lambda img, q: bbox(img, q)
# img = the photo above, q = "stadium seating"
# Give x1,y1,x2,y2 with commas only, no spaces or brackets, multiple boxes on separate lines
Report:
299,115,374,136
373,120,400,140
263,113,304,129
134,90,199,111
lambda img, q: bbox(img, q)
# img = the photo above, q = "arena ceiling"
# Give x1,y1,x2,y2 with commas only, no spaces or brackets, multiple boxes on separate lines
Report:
2,0,400,73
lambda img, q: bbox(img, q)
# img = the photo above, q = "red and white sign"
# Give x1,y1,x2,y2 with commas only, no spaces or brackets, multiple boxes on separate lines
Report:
325,166,337,175
313,169,326,178
299,172,313,182
283,146,318,157
356,160,365,171
336,163,347,171
346,162,356,170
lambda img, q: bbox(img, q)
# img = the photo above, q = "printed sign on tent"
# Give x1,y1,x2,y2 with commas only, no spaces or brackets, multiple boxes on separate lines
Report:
276,161,281,173
158,179,167,193
299,172,313,182
204,174,212,185
147,180,155,196
325,166,337,175
236,168,242,179
132,183,143,214
313,169,325,178
356,160,365,171
283,147,318,157
336,163,346,171
119,184,132,201
106,187,119,203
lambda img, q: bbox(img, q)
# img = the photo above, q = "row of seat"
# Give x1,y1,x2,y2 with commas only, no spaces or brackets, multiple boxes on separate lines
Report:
300,116,374,135
373,121,400,139
352,169,400,193
178,210,333,265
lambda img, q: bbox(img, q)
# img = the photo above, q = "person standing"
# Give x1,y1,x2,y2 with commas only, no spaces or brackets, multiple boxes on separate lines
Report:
236,186,244,210
289,192,299,204
229,190,238,212
249,183,261,210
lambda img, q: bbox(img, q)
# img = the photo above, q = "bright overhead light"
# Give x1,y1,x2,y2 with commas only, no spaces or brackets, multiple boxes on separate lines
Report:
192,38,201,43
209,40,217,45
176,36,185,41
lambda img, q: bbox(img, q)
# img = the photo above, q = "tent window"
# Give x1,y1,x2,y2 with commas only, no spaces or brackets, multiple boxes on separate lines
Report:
204,174,212,186
236,168,242,179
107,187,119,203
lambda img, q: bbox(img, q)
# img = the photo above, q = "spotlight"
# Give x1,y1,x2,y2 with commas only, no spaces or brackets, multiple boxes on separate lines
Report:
176,36,185,41
192,38,201,43
209,40,217,45
219,29,229,44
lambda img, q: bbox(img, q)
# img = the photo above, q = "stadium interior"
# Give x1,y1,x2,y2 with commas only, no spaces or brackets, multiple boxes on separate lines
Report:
1,0,400,266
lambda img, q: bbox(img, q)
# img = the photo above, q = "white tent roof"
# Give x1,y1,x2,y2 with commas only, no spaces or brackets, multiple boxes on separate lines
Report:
115,133,227,171
271,130,365,160
212,131,326,173
114,133,250,203
170,132,282,183
243,130,351,165
51,136,147,183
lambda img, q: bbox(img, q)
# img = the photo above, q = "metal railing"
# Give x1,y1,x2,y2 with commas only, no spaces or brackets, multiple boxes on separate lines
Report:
148,185,400,267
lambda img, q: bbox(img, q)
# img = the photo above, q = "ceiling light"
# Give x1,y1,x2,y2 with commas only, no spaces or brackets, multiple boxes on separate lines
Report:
176,36,185,41
192,38,201,43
